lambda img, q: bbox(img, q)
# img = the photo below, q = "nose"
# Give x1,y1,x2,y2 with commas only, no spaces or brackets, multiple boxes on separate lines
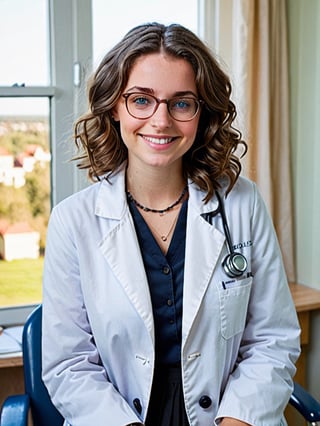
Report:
150,102,172,128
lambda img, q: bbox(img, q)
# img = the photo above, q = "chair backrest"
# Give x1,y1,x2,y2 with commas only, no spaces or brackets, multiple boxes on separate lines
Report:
23,305,64,426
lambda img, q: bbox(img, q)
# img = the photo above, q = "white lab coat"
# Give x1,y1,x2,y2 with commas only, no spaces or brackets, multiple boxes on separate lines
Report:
42,168,300,426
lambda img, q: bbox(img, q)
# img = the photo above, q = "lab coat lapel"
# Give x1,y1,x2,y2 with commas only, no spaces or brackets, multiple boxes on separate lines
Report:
182,184,225,343
99,215,154,337
97,172,154,342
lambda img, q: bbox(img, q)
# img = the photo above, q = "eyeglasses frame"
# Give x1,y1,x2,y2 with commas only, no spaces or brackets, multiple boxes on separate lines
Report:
122,92,203,122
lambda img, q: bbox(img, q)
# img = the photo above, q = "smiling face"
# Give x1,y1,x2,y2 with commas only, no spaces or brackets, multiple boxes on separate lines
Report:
112,53,201,174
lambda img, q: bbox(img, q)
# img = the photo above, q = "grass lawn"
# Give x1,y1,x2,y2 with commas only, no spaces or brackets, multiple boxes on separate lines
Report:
0,258,43,307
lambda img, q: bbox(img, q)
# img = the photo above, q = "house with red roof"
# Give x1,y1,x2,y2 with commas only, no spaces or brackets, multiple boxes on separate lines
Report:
0,144,50,188
0,220,40,261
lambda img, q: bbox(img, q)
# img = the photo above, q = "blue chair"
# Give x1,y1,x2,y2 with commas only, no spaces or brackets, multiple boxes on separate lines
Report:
1,304,320,425
290,382,320,425
0,305,64,426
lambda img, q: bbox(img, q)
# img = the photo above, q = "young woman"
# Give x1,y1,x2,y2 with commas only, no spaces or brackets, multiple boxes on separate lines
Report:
42,22,300,426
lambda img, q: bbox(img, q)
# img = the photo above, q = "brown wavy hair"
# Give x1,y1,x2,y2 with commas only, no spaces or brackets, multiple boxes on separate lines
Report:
74,22,247,201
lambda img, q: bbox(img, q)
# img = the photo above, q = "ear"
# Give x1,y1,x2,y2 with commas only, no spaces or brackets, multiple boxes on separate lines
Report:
111,107,120,121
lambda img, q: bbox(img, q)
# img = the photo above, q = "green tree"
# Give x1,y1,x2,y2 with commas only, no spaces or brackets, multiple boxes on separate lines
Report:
0,183,32,222
25,163,50,218
1,131,27,156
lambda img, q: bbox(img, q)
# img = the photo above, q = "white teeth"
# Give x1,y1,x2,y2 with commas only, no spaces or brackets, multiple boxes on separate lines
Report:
143,136,173,145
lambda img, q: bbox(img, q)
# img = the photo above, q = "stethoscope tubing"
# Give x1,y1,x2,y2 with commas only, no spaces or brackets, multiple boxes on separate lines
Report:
203,191,248,278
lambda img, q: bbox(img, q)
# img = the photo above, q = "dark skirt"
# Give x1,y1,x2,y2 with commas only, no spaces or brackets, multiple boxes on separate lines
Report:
145,364,190,426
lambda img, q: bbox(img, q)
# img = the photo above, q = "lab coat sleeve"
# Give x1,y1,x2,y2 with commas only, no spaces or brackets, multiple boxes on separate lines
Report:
215,183,301,425
42,205,142,426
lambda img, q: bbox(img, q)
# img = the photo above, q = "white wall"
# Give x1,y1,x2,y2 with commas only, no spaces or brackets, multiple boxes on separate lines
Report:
288,0,320,289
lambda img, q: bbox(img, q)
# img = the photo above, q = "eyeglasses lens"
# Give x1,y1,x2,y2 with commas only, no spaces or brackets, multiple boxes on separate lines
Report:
125,93,199,121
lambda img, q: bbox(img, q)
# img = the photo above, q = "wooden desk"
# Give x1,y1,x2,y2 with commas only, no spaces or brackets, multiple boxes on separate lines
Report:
289,282,320,387
0,355,22,368
0,355,24,408
286,282,320,425
290,282,320,313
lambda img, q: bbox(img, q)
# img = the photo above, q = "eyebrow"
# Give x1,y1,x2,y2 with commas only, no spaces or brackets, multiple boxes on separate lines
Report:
125,86,198,98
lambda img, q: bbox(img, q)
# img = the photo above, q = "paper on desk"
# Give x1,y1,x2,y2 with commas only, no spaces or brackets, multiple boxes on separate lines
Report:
0,325,23,354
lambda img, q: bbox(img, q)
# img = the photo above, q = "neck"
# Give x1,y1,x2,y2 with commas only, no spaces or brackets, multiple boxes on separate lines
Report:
127,185,188,215
126,164,187,208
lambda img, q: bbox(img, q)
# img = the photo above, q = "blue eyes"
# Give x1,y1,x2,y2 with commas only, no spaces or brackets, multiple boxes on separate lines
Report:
133,96,150,106
172,100,190,110
131,95,193,110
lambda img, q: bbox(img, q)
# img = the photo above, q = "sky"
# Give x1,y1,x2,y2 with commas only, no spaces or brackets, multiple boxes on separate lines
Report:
0,0,198,116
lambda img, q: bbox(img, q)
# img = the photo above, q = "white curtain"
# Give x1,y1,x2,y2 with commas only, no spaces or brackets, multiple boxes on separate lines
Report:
230,0,295,281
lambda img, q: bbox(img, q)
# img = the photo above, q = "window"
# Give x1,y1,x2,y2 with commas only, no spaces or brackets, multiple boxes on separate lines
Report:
0,98,50,307
0,0,52,323
0,0,84,323
0,0,49,86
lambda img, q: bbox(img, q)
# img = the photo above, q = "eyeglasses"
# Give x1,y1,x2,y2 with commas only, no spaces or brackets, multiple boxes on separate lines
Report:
122,92,203,122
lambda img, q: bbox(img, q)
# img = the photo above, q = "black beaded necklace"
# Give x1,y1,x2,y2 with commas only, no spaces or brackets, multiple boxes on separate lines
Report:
127,185,188,215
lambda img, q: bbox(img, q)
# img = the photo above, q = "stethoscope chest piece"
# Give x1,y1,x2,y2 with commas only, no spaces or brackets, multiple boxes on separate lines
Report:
206,191,248,279
222,252,248,278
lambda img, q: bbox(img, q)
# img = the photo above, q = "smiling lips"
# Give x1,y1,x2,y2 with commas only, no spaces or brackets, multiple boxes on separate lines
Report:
142,135,176,145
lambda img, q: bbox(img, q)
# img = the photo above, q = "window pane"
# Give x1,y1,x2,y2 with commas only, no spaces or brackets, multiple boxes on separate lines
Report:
92,0,198,66
0,98,50,307
0,0,49,86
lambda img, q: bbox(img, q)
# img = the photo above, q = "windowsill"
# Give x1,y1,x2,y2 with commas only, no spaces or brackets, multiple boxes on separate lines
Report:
0,304,39,327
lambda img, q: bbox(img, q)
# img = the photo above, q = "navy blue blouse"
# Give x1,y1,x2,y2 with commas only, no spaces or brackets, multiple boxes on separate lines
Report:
128,200,188,365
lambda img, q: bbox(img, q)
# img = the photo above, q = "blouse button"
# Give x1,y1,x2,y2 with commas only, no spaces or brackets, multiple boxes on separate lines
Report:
162,265,170,274
167,299,173,306
199,395,212,409
133,398,142,414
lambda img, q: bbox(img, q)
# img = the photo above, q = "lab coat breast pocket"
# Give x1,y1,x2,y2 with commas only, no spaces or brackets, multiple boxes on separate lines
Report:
218,277,253,339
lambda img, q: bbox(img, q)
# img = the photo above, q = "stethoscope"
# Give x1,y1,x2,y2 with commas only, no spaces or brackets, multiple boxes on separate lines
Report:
203,192,248,278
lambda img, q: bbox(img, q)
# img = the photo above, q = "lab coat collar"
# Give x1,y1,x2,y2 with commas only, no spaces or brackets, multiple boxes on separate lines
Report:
94,168,128,220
